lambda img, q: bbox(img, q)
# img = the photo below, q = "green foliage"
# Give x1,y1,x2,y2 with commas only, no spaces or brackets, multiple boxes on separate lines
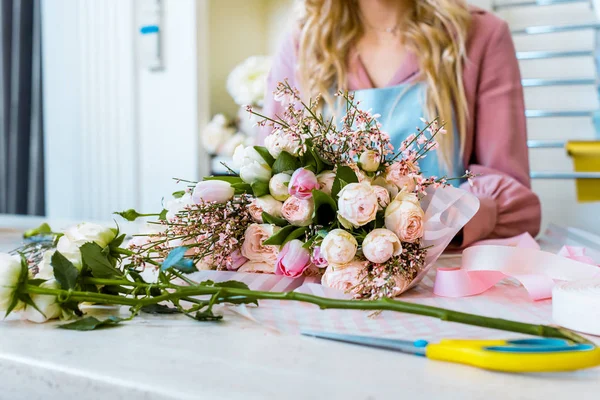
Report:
51,251,80,290
262,212,288,227
331,165,358,198
204,175,243,184
251,181,270,197
58,316,125,331
141,304,181,314
113,209,143,221
272,151,301,174
158,209,168,221
172,190,186,199
80,243,124,279
300,141,330,174
253,146,275,166
231,182,253,195
23,222,52,239
282,227,307,246
312,189,337,225
263,225,296,246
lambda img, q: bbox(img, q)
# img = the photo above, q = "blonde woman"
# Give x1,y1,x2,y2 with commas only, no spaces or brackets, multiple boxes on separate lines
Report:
263,0,541,246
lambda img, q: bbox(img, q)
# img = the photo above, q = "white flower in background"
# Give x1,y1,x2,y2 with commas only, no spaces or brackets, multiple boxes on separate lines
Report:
320,229,358,265
219,133,247,157
202,114,235,155
226,56,272,107
248,195,283,222
264,129,301,159
232,145,272,183
337,182,379,229
0,253,24,313
23,280,62,323
362,228,402,264
63,222,116,249
164,193,194,222
316,170,336,195
269,173,292,201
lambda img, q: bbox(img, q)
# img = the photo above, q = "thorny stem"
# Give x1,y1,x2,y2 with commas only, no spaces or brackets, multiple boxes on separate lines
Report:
23,282,591,344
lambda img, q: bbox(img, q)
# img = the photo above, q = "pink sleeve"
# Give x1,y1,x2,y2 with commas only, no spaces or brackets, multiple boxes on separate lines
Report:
460,21,541,246
260,33,298,143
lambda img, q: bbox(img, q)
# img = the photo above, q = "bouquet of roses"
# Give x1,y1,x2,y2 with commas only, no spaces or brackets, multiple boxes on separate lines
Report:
125,81,475,300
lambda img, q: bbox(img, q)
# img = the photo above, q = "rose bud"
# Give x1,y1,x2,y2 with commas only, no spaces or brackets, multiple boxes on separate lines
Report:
192,180,235,204
289,168,319,200
320,229,358,264
316,170,336,195
359,150,380,172
362,228,402,264
269,173,292,201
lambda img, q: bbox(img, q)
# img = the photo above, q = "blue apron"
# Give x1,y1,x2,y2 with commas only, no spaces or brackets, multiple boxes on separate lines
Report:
351,82,464,185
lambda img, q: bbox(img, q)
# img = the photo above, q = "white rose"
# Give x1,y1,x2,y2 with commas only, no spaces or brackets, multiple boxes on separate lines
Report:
385,191,425,243
264,129,301,159
362,228,402,264
317,170,336,195
226,55,272,107
201,114,235,154
320,229,358,265
0,253,25,313
23,280,62,323
359,150,380,172
248,195,283,222
164,193,193,222
37,242,83,280
233,145,272,184
337,182,379,229
63,222,116,249
269,173,292,201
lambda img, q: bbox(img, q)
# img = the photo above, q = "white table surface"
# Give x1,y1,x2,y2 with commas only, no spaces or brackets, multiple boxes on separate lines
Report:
1,214,600,400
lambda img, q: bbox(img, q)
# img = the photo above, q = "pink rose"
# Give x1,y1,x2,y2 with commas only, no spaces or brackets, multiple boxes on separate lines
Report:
337,182,379,228
192,180,235,204
384,191,425,243
248,195,283,222
385,163,417,193
289,168,319,200
321,259,369,294
241,224,280,263
372,185,390,210
316,170,336,195
281,196,314,226
311,246,328,268
362,228,402,264
275,239,310,278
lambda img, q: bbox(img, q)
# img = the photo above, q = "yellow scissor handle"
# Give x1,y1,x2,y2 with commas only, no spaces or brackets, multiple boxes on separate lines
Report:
425,339,600,373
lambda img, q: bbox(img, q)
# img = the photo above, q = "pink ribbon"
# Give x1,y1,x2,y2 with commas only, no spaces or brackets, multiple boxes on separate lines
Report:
433,234,600,301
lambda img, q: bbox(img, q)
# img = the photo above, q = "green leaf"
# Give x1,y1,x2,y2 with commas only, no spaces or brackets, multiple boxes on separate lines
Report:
262,212,288,227
331,165,358,198
113,209,143,222
80,243,124,278
172,190,186,198
312,189,337,225
214,280,251,290
23,222,53,239
282,227,307,246
262,225,296,246
272,151,301,174
141,304,181,314
204,175,243,184
253,146,275,166
51,251,80,290
251,181,270,197
231,182,253,194
158,209,168,221
5,255,32,317
58,316,125,331
188,310,223,322
301,147,326,175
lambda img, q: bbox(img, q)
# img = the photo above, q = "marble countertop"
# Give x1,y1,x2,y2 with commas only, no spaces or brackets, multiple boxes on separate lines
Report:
1,214,600,400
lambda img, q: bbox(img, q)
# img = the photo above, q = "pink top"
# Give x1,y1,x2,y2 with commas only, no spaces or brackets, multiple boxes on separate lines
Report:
263,7,542,246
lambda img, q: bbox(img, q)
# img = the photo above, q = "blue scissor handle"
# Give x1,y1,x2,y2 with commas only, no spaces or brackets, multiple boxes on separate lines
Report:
485,338,595,353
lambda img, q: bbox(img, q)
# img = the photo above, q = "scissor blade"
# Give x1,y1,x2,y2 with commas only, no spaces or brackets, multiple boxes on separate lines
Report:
301,330,426,356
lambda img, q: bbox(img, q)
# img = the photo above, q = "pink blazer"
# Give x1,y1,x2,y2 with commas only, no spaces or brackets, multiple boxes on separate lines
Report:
263,7,542,246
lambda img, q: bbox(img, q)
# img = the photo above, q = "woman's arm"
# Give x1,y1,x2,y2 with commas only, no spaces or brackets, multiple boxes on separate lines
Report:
460,20,541,246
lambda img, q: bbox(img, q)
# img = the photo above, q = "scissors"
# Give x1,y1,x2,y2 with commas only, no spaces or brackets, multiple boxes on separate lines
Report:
301,331,600,373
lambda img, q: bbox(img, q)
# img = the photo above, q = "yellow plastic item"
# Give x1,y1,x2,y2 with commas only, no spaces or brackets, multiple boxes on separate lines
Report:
426,339,600,373
566,141,600,202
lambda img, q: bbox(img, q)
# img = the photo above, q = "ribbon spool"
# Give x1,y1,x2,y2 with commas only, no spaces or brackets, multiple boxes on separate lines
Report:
553,279,600,336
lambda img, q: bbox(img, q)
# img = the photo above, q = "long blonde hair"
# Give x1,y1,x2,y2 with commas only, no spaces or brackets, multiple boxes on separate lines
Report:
297,0,471,170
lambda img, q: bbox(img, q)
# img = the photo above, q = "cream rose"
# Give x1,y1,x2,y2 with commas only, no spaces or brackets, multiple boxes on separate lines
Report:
385,163,417,193
321,259,369,294
384,191,425,243
337,182,379,229
241,224,280,263
269,173,292,201
362,228,402,264
372,185,391,210
320,229,358,264
281,196,314,227
248,195,283,222
359,150,380,172
264,129,301,159
316,170,336,195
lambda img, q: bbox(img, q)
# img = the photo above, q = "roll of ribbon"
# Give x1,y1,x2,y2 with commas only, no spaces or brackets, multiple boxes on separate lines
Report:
552,279,600,336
